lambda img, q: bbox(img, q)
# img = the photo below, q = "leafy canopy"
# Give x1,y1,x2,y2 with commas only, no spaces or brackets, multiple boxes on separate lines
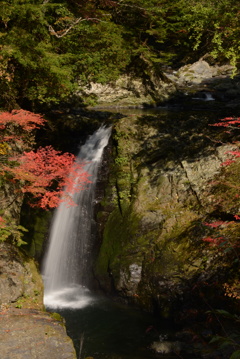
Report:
0,0,239,109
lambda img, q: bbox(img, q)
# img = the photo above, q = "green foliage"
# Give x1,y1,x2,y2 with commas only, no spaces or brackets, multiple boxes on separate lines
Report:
63,20,131,84
0,0,239,109
230,350,240,359
181,0,240,71
0,0,76,109
0,215,28,246
20,205,52,258
208,310,240,358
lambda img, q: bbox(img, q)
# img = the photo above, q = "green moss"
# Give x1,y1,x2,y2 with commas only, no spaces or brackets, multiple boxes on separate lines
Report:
95,115,205,296
26,258,44,288
95,107,240,316
49,312,65,325
95,205,144,283
21,207,52,259
17,257,44,309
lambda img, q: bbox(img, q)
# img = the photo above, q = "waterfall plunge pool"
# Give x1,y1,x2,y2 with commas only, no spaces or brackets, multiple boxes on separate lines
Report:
45,294,179,359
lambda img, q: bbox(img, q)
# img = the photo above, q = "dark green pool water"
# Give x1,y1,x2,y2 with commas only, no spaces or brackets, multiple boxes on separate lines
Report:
47,295,178,359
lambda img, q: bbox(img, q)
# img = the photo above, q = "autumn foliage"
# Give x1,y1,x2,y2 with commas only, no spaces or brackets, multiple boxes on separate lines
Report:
210,116,240,166
0,110,91,210
0,109,46,131
211,116,240,129
0,109,46,151
4,146,91,209
202,116,240,252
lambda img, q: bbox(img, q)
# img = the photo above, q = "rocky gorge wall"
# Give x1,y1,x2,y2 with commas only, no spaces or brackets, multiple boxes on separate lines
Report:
81,59,240,109
94,108,240,317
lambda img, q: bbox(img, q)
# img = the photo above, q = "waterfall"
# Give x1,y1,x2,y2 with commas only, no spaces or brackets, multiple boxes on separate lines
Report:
42,126,112,309
192,91,215,101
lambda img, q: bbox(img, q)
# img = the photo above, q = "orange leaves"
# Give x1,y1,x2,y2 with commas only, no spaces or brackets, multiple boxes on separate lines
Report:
0,110,91,210
0,110,46,132
209,116,240,166
202,236,225,246
204,221,226,228
0,216,6,227
221,159,236,166
4,146,91,209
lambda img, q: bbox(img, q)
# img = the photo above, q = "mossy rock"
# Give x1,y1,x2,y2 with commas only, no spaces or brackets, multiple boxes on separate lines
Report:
95,112,240,315
0,242,43,309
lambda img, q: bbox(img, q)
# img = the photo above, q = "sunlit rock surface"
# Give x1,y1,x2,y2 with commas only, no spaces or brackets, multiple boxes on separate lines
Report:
79,60,239,108
0,308,76,359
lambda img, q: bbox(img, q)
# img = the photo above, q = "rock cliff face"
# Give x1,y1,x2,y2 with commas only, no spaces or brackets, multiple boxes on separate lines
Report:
80,73,176,107
81,59,239,108
94,109,239,316
0,242,43,308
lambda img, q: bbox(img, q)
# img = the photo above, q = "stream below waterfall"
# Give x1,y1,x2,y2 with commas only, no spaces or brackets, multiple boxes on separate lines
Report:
47,296,177,359
42,98,239,359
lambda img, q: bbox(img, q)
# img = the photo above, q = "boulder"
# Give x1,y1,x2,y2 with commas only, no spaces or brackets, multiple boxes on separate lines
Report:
0,242,77,359
0,308,76,359
78,59,238,108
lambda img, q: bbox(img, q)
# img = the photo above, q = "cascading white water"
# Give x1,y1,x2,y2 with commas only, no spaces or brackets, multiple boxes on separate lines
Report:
193,92,215,101
42,126,112,309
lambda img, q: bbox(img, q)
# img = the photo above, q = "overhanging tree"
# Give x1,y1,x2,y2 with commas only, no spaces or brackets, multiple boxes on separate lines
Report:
0,110,91,243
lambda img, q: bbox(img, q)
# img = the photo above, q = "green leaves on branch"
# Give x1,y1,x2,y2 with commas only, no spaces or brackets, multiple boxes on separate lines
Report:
0,215,28,246
0,0,239,109
181,0,240,71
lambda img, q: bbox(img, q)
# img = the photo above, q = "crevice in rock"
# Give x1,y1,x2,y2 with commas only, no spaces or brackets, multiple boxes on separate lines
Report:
179,160,202,208
115,179,123,216
208,210,240,222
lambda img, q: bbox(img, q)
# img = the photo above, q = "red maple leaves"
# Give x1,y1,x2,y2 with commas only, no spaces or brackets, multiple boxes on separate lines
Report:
210,116,240,128
0,110,91,209
202,236,225,246
0,109,46,131
202,116,240,249
4,146,91,209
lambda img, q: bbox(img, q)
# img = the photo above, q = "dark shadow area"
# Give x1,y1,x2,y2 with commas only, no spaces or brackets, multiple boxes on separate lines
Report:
163,72,240,108
35,107,123,154
54,297,185,359
133,102,240,173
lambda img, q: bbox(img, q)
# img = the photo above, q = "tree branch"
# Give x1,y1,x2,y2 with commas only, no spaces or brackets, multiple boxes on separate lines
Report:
48,17,106,38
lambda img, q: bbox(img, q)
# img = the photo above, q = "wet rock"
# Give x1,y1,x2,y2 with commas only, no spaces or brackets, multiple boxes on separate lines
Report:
0,308,76,359
151,340,183,354
117,264,142,295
